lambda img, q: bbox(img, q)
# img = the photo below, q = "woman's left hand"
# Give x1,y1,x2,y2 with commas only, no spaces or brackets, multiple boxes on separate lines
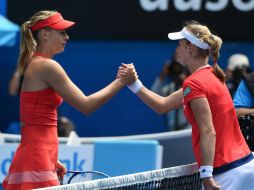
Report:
202,177,221,190
56,160,67,181
117,63,138,85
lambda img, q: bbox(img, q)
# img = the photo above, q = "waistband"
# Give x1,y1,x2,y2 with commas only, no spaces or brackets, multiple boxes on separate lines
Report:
213,153,254,175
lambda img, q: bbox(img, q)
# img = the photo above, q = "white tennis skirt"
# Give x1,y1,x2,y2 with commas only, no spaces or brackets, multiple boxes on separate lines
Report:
211,152,254,190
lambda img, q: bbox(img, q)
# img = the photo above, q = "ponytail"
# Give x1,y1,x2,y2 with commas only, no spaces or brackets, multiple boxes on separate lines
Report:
18,21,36,75
185,21,226,83
18,10,57,75
209,35,226,83
212,63,226,83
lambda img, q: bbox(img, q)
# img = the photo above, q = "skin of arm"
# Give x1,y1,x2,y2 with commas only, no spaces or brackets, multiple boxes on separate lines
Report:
236,108,254,117
190,98,215,165
8,70,21,96
41,60,135,115
190,98,220,189
136,87,183,114
56,160,67,180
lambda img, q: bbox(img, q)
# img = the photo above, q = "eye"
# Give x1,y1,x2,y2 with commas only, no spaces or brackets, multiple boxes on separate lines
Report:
59,30,67,35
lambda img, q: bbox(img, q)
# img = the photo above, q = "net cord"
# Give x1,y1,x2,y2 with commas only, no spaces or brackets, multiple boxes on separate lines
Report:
36,162,199,190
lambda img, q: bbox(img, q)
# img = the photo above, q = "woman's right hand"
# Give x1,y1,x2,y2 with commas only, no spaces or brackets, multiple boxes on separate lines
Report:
202,177,220,190
117,63,138,85
56,160,67,181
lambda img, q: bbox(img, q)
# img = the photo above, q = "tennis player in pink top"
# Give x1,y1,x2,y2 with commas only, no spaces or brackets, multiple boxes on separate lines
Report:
2,10,136,190
124,20,254,190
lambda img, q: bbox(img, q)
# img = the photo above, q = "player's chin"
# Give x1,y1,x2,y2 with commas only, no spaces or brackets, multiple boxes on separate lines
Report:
57,48,65,54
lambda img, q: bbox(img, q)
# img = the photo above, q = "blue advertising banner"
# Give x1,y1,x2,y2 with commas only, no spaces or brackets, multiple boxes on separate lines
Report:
0,144,94,182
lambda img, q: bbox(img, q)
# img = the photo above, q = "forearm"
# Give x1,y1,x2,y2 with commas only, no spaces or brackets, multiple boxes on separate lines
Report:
8,71,21,96
190,98,216,166
236,108,254,117
200,125,216,166
136,86,166,114
136,86,182,114
85,79,125,114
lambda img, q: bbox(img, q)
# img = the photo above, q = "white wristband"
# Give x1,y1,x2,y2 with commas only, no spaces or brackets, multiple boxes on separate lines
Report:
199,166,213,179
127,79,143,94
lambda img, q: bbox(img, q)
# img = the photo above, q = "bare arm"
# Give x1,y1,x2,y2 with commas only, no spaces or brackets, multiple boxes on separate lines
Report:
136,86,183,114
8,70,21,96
190,98,215,166
118,63,182,114
236,108,254,117
190,98,220,190
42,60,134,115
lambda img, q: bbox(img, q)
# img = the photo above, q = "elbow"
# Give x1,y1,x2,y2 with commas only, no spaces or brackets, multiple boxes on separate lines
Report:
80,106,94,116
79,100,96,116
8,87,18,96
211,131,217,142
82,109,94,116
156,108,165,115
211,131,216,139
155,106,168,115
203,127,216,138
156,104,173,115
83,111,91,116
9,90,17,96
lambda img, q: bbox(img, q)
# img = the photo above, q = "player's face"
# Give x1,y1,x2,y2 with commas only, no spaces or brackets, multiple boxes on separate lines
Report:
46,29,69,54
174,39,189,65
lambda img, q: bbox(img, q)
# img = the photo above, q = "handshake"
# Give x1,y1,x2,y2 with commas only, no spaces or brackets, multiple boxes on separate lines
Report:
116,63,143,94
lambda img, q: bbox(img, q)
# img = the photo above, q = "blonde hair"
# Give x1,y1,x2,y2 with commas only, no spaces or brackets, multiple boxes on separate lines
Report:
18,10,57,75
185,20,225,83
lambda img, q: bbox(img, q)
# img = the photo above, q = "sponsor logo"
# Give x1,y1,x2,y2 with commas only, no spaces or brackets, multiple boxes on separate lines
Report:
1,152,14,175
0,145,93,182
184,87,191,97
139,0,254,12
60,152,86,171
1,152,87,175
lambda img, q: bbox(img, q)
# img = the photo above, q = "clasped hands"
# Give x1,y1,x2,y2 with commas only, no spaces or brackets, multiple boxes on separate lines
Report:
117,63,138,86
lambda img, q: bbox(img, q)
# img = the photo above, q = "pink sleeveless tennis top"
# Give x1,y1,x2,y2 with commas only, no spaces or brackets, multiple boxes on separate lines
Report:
3,88,63,190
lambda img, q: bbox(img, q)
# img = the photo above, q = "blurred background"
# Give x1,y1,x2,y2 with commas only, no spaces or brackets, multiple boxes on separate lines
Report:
1,0,254,137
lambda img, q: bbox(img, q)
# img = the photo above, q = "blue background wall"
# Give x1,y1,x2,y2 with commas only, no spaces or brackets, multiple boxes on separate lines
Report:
0,0,6,16
0,41,254,137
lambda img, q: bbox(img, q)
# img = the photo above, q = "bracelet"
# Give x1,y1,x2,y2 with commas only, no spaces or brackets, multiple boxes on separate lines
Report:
127,79,143,94
199,166,213,179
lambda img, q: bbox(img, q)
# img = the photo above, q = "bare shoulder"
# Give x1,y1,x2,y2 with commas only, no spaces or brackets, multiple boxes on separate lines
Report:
35,57,63,71
22,57,66,91
26,57,67,88
30,57,65,76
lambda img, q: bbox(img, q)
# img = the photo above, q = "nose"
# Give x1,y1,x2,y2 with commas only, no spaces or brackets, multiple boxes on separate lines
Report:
64,34,69,41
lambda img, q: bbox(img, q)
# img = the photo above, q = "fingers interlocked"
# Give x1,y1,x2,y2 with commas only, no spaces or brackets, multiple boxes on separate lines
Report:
117,63,138,85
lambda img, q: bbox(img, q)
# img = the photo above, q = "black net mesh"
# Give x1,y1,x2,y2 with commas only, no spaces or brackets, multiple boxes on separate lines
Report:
238,114,254,151
37,163,201,190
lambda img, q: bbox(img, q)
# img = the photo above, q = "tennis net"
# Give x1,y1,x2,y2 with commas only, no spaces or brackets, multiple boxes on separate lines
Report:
37,162,201,190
